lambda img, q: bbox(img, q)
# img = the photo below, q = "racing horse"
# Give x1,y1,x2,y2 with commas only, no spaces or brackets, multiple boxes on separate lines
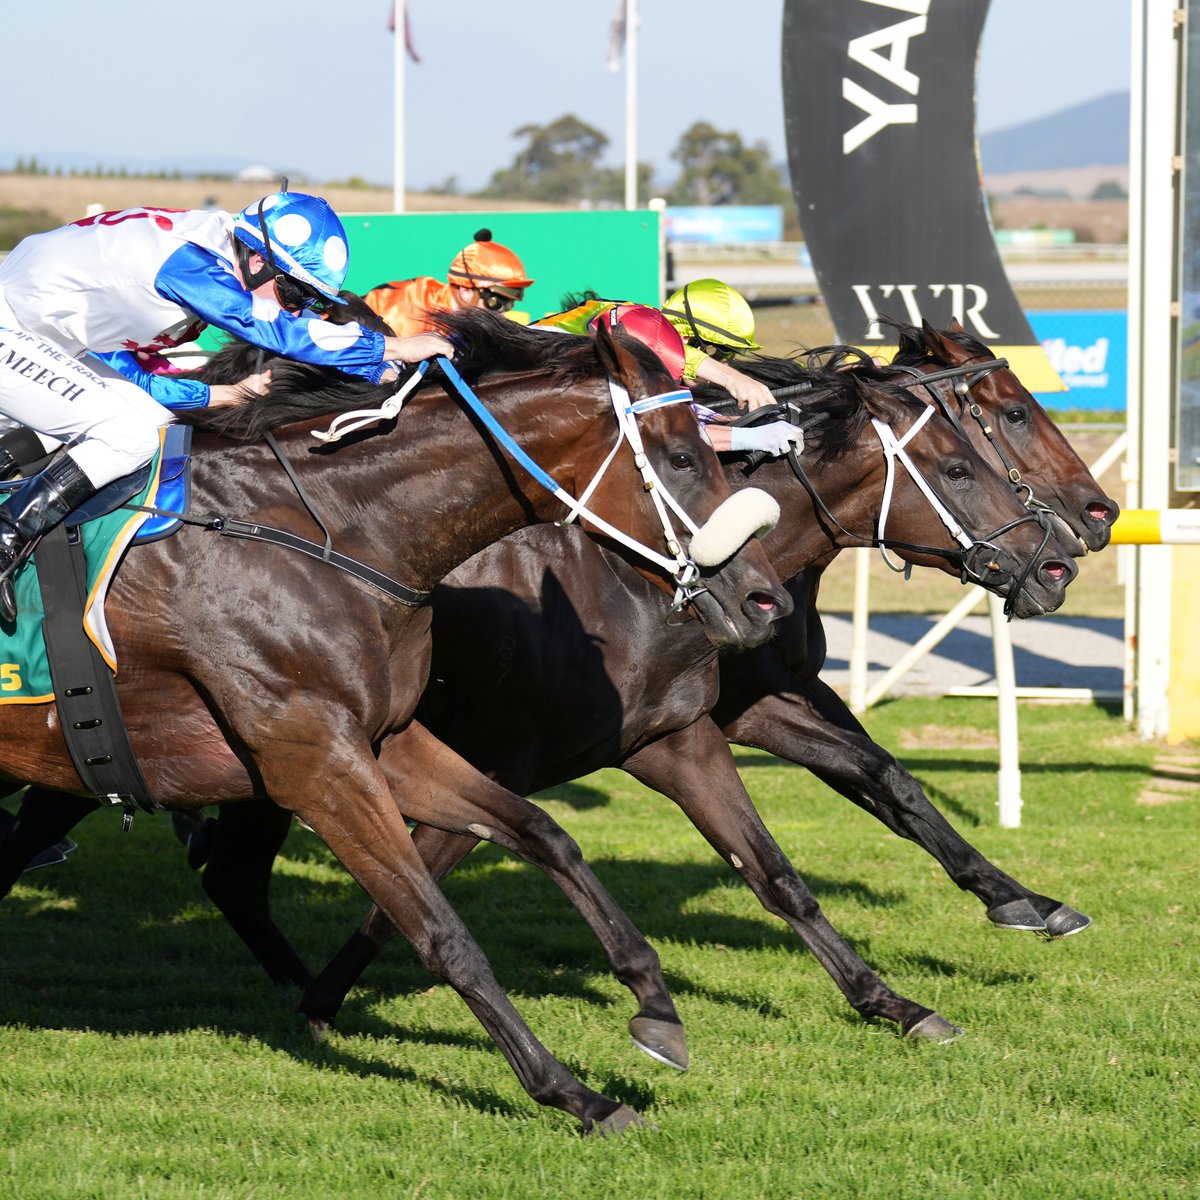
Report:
0,309,793,1134
292,350,1090,1034
99,345,1082,1047
707,322,1118,932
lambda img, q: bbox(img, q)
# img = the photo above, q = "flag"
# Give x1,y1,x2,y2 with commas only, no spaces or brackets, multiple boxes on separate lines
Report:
606,0,626,72
388,2,421,63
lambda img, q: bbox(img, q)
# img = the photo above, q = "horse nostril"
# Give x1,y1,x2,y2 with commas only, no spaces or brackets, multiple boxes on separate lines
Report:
751,591,777,613
1042,561,1070,581
1086,503,1112,523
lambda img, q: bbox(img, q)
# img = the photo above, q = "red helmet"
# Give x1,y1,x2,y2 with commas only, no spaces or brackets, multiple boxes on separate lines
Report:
588,303,687,383
447,228,533,299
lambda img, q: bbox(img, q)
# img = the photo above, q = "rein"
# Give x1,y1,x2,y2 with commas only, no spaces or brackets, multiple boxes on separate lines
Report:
745,389,1051,615
311,355,709,610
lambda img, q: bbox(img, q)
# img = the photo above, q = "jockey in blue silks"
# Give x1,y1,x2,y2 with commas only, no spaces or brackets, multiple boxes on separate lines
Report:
0,191,452,622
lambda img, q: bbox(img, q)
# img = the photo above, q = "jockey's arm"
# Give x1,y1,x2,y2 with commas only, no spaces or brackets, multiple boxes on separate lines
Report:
693,355,774,411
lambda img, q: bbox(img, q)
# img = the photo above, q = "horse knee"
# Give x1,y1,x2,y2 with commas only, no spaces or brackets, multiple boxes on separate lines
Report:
516,808,585,874
765,871,822,923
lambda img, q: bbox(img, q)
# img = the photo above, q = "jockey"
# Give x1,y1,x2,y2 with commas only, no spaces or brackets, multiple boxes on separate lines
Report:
544,301,801,460
0,191,453,622
364,228,534,337
662,278,775,412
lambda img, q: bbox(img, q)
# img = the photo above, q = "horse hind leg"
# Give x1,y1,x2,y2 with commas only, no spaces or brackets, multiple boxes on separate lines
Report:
0,787,99,897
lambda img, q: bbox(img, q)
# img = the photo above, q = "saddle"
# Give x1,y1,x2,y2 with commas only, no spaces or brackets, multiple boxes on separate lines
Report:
0,426,192,820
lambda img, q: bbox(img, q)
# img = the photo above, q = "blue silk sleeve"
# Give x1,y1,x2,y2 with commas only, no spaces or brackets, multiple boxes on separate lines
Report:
153,243,389,384
89,350,211,411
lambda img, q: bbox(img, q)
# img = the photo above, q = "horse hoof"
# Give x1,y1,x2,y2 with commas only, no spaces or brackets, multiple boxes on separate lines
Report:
905,1013,964,1044
986,899,1047,932
629,1016,689,1071
307,1017,330,1043
588,1105,653,1137
1040,904,1092,940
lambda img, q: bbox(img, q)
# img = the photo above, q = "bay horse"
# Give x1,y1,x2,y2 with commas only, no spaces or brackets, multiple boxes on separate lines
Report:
706,321,1118,932
81,348,1083,1050
0,309,793,1134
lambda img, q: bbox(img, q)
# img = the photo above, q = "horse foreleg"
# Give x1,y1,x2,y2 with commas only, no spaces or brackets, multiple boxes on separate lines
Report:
300,825,479,1031
198,798,313,987
0,787,99,897
716,675,1089,939
283,756,640,1134
623,719,961,1042
375,722,687,1069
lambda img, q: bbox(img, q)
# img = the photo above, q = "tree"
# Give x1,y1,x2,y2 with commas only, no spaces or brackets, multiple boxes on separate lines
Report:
480,114,649,204
1090,179,1128,201
666,121,790,207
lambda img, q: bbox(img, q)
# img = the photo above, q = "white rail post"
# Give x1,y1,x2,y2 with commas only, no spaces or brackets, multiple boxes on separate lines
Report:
848,547,872,713
989,592,1023,828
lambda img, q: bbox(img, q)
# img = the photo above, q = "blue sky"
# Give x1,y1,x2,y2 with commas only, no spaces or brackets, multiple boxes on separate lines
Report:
5,1,1131,190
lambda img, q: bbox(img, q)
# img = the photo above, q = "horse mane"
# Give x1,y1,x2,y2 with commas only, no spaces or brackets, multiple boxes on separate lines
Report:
886,319,994,367
175,305,641,440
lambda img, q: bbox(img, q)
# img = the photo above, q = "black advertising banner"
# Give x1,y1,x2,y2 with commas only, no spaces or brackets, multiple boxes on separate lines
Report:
781,0,1062,389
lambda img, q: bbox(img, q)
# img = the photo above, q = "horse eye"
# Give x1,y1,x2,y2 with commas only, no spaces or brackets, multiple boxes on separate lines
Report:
1005,407,1029,426
670,452,695,471
946,463,971,482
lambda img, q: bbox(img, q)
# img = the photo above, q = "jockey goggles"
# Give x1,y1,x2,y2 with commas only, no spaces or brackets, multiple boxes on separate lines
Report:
479,287,519,313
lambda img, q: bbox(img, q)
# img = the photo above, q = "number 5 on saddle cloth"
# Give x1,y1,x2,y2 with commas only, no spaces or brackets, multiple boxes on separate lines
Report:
0,425,191,820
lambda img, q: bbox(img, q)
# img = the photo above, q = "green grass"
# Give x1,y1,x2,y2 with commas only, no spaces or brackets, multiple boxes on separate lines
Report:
0,700,1195,1199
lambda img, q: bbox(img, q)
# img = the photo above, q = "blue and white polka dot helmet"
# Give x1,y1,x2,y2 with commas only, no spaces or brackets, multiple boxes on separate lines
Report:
232,192,349,304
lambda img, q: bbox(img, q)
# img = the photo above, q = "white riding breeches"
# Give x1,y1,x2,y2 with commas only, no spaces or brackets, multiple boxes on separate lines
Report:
0,307,172,488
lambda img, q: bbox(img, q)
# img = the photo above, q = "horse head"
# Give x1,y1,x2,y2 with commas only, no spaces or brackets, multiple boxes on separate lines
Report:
892,320,1119,554
582,316,792,648
708,363,1079,619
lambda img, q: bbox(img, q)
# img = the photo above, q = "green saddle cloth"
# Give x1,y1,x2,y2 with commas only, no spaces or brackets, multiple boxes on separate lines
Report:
0,450,161,704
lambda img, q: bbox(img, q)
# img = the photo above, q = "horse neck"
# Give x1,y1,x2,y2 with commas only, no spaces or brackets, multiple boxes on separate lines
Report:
727,448,882,583
253,373,618,594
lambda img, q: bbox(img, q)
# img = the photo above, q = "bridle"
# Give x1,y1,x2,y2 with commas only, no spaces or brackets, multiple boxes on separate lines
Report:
313,358,714,611
740,360,1056,615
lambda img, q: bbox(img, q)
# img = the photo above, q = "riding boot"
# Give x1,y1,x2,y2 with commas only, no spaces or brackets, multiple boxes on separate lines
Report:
0,428,53,480
0,455,98,623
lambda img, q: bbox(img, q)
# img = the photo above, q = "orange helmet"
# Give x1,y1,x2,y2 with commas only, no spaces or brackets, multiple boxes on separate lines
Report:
447,228,534,301
588,303,687,384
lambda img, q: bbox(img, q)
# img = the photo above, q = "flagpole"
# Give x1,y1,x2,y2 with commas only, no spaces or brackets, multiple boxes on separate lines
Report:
624,0,638,210
393,0,406,213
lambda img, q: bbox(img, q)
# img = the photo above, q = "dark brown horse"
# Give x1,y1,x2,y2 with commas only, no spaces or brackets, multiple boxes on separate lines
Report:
288,350,1090,1034
0,309,793,1133
76,348,1083,1048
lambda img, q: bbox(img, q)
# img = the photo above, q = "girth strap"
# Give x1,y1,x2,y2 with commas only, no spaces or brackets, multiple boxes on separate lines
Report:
35,523,157,818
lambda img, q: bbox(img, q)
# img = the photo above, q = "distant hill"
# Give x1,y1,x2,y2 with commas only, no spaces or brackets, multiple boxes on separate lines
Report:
979,91,1130,175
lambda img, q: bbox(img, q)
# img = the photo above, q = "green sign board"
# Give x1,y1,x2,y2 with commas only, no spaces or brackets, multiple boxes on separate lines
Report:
196,209,662,351
341,209,663,323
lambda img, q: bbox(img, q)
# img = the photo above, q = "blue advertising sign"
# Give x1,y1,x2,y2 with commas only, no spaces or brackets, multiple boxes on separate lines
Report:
663,205,783,244
1028,309,1127,411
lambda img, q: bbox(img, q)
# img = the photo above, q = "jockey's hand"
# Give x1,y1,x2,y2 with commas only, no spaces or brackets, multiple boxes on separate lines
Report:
385,333,455,364
728,420,804,457
208,370,271,409
693,355,774,411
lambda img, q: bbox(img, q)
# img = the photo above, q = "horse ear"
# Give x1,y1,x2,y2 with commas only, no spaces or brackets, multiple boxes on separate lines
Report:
854,375,906,425
920,321,956,359
591,314,643,384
